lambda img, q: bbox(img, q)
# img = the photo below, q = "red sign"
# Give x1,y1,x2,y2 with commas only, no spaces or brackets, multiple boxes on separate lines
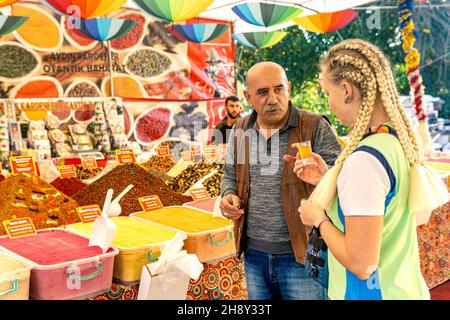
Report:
10,156,37,175
3,217,37,239
116,148,136,165
139,195,164,212
59,165,77,179
76,205,102,224
157,145,171,157
189,187,211,202
82,158,98,170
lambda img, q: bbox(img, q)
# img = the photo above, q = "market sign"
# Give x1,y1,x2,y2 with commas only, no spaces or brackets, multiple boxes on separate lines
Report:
3,217,37,239
76,205,102,224
115,148,136,165
139,195,164,212
157,145,171,157
59,165,77,179
10,155,37,175
189,186,211,202
203,145,219,161
81,158,98,170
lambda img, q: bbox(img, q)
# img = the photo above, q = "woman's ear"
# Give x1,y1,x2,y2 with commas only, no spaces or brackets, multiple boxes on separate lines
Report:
342,81,354,103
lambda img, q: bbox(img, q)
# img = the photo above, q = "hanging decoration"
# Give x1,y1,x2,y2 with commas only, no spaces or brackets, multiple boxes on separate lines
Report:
171,23,228,43
232,31,287,49
40,0,128,19
75,17,136,42
231,2,303,27
398,0,432,155
133,0,214,22
0,0,20,8
292,9,358,33
0,14,28,36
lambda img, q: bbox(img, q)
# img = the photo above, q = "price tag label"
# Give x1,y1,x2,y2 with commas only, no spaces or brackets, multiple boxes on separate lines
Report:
3,217,37,239
139,195,164,212
10,155,37,175
219,144,227,159
76,205,102,223
115,148,136,165
59,165,77,179
157,145,171,157
204,145,220,161
189,187,211,202
181,151,193,162
190,144,202,157
82,158,98,170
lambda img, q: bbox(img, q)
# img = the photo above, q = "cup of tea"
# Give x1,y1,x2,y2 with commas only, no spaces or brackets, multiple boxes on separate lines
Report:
297,141,315,165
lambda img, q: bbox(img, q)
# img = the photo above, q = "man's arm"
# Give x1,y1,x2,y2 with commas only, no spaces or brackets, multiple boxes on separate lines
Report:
220,128,237,197
312,118,342,166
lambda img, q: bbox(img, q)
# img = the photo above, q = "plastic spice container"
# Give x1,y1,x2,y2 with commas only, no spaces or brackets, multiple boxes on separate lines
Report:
130,206,235,263
182,198,217,214
67,217,179,285
0,252,31,300
0,229,118,300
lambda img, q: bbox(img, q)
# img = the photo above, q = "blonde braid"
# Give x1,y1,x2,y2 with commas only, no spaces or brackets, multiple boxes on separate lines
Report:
342,41,422,165
328,53,378,167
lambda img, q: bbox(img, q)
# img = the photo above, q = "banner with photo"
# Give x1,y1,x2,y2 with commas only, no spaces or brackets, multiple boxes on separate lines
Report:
0,1,236,101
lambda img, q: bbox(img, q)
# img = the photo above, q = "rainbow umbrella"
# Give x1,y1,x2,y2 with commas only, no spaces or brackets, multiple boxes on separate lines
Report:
232,31,287,49
0,0,21,9
292,10,358,33
0,15,28,36
40,0,128,19
75,18,136,42
133,0,214,22
171,23,228,43
231,2,303,27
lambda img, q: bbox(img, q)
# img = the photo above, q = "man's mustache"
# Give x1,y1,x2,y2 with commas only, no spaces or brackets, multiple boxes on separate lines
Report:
264,104,282,113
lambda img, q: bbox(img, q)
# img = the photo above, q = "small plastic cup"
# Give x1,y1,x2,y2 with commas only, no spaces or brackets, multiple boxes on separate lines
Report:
297,141,315,165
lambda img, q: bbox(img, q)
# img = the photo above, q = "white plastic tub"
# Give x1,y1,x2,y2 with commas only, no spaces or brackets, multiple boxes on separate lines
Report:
0,253,31,300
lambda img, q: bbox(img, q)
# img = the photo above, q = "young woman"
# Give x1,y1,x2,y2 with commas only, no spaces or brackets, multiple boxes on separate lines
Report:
296,39,449,300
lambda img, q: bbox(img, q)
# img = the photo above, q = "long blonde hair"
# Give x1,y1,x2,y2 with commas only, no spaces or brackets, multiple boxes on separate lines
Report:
309,39,449,223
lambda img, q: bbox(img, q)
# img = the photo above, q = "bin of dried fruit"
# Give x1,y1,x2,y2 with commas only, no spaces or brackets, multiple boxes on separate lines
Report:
72,163,192,216
140,155,174,173
74,164,102,180
0,174,80,235
144,167,171,183
166,161,224,198
50,177,87,197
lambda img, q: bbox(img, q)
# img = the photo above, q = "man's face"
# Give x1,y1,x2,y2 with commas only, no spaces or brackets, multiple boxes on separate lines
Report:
226,100,241,119
244,67,291,127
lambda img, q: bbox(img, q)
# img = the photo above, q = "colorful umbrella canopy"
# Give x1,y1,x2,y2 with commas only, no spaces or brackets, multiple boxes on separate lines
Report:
0,0,21,9
231,2,303,27
232,31,287,49
40,0,128,19
133,0,214,22
292,10,358,33
0,15,28,36
171,23,228,43
75,18,136,42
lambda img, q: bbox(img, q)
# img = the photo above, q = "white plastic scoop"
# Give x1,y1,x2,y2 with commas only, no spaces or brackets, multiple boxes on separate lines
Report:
107,184,134,217
89,188,117,253
183,169,218,196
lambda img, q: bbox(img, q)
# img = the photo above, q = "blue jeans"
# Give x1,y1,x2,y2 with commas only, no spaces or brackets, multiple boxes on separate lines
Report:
244,248,327,300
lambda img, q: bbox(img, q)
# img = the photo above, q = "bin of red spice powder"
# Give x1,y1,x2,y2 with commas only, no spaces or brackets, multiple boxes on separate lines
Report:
51,177,87,197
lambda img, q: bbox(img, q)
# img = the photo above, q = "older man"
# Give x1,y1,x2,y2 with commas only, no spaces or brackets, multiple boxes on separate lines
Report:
219,62,341,300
